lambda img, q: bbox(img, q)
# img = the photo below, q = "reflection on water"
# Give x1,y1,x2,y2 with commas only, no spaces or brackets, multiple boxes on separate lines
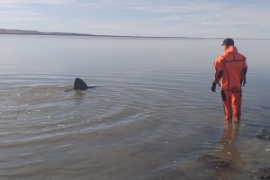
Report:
0,36,270,179
220,124,244,168
207,124,245,179
74,91,86,105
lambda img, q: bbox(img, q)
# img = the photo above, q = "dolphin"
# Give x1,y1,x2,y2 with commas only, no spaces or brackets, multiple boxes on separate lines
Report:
74,78,96,90
65,78,96,91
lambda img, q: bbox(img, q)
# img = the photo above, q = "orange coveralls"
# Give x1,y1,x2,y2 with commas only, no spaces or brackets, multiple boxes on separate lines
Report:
213,46,248,123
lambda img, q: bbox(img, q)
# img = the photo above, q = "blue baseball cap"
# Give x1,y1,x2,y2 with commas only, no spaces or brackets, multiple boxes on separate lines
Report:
221,38,234,46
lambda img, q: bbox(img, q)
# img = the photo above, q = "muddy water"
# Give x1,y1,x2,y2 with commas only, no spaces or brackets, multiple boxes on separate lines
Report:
0,35,270,179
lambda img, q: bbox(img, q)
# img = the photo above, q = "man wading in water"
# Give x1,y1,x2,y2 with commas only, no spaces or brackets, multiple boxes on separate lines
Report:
211,38,248,123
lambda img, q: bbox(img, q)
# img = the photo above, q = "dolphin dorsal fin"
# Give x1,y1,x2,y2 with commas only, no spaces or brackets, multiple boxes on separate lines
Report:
74,78,88,90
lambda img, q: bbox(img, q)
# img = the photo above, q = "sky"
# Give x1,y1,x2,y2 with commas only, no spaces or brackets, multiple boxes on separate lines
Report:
1,0,270,38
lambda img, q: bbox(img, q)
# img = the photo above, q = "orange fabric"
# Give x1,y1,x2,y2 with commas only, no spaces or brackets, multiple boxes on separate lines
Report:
213,46,248,91
221,90,242,122
213,46,247,122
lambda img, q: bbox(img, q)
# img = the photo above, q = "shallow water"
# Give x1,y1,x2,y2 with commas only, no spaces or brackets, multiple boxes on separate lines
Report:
0,35,270,179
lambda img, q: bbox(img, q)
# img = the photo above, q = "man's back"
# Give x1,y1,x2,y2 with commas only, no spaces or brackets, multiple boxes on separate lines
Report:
214,46,247,91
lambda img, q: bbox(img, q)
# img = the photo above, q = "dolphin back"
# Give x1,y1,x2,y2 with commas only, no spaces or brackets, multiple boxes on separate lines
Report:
74,78,88,90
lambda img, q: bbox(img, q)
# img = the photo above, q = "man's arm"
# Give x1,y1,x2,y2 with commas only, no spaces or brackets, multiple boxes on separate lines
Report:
211,57,224,92
241,56,248,86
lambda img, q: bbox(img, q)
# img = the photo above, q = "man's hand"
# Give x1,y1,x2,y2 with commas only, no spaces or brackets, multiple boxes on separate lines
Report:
211,82,217,92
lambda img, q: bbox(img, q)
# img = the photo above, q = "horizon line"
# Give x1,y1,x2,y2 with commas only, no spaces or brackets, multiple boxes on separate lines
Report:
0,28,270,40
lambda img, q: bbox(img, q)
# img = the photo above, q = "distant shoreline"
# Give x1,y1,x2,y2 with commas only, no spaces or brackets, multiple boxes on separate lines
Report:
0,28,205,39
0,28,269,40
0,29,219,39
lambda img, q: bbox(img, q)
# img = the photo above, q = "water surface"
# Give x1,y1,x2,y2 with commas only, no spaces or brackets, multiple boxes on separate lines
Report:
0,35,270,179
